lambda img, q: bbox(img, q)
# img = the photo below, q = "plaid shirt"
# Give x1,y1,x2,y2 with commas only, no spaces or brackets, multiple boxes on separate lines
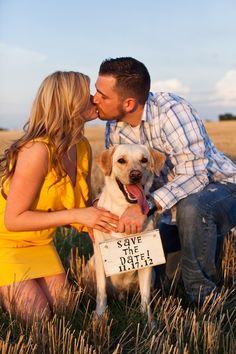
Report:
105,92,236,212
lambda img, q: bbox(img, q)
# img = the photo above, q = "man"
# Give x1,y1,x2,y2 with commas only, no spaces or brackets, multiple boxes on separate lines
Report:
93,56,236,305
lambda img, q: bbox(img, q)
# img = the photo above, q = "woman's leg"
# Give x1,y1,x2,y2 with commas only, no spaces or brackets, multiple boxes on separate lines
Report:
0,279,51,322
36,273,69,310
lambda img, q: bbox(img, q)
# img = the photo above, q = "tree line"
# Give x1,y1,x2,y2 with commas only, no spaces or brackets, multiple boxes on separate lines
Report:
219,113,236,121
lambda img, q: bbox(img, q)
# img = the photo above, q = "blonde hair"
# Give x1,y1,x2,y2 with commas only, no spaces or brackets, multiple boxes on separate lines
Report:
0,71,91,186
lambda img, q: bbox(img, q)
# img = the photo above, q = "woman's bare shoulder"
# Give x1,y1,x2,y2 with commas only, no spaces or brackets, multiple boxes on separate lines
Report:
17,141,49,174
20,140,49,156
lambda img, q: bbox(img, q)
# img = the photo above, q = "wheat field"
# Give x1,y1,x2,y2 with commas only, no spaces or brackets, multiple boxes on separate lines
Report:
1,121,236,198
1,120,236,158
0,121,236,353
204,121,236,157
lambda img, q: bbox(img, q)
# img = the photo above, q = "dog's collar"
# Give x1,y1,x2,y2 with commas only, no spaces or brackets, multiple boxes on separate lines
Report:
116,178,138,204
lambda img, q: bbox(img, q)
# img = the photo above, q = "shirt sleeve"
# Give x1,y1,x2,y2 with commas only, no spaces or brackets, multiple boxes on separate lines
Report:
153,102,209,210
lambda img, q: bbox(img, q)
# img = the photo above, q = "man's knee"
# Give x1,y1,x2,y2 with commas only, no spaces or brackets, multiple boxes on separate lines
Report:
176,196,201,225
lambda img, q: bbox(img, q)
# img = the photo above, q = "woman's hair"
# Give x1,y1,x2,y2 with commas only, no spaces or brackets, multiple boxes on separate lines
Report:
0,71,91,186
99,57,150,105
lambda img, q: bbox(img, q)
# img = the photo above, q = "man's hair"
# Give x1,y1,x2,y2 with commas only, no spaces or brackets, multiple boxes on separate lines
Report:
99,57,150,105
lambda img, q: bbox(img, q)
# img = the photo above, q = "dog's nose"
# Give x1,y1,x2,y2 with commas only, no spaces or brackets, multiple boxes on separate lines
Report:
129,170,142,183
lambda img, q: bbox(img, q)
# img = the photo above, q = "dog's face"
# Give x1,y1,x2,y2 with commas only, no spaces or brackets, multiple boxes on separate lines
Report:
112,145,153,186
96,144,165,193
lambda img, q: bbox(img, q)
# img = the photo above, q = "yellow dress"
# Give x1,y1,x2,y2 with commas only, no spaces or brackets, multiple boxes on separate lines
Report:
0,137,91,286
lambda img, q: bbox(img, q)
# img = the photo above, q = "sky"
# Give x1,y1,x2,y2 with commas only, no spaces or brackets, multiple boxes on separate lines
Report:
0,0,236,130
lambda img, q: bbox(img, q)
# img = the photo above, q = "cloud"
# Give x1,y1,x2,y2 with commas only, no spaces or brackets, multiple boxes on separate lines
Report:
151,79,190,96
212,70,236,106
0,42,47,64
150,73,236,111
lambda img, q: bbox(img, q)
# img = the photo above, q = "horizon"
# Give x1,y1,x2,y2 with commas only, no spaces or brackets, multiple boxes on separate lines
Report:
1,0,236,130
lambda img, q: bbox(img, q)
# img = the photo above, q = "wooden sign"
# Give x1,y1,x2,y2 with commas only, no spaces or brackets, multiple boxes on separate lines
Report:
99,229,166,277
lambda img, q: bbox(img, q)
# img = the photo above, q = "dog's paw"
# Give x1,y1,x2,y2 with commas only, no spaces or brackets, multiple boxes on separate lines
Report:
90,310,111,347
91,309,109,332
92,308,108,320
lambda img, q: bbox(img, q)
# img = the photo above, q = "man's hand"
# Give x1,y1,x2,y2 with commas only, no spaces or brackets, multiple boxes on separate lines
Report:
117,204,147,234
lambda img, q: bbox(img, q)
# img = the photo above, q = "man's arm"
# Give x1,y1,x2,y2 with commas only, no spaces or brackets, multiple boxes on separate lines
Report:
151,103,209,210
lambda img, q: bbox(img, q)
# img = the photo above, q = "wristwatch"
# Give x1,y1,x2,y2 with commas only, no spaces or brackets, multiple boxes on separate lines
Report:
146,195,157,216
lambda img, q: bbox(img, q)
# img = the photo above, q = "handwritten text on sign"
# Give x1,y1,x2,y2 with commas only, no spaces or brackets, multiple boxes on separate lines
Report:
99,229,166,277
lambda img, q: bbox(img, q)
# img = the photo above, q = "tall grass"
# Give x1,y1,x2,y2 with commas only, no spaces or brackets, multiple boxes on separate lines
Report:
0,226,235,353
0,124,236,353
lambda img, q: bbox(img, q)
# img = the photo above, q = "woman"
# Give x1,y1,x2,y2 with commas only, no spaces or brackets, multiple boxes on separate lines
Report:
0,71,119,322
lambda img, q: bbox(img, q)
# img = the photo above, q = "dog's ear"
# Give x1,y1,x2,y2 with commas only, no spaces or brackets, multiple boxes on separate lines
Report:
96,147,116,176
148,148,166,176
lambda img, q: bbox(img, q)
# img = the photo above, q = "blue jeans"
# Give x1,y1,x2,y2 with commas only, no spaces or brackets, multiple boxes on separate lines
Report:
176,182,236,303
154,223,181,290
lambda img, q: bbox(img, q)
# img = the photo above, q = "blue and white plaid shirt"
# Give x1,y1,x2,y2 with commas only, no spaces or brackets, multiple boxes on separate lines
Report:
105,92,236,212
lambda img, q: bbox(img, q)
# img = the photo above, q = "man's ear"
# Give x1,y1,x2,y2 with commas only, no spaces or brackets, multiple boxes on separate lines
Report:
149,148,166,176
96,147,116,176
123,98,138,113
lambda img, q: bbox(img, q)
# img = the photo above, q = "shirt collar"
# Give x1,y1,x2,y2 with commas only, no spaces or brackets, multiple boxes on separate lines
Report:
141,92,154,123
140,92,154,123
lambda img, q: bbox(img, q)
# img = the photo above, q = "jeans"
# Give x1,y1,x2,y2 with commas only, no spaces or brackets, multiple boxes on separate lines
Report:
153,223,181,289
176,182,236,303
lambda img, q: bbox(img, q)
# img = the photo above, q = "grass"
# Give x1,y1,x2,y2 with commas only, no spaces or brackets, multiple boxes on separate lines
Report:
0,122,236,353
1,228,235,353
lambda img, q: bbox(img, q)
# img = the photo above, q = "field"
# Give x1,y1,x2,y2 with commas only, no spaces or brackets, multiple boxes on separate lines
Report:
204,121,236,159
2,121,235,199
0,121,236,353
1,120,236,157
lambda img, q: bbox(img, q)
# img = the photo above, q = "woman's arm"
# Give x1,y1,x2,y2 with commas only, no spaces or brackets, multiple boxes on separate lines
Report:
4,142,118,233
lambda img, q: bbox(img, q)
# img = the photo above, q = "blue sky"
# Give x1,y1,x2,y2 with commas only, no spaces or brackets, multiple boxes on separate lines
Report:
1,0,236,129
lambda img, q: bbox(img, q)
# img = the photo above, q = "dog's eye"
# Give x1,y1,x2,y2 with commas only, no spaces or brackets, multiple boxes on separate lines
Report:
141,157,148,163
117,158,126,164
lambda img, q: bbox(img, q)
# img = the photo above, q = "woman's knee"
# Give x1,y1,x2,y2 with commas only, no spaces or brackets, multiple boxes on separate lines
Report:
37,273,69,308
0,280,51,321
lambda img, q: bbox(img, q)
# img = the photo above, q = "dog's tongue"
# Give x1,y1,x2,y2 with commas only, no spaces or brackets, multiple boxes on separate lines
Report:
125,184,149,215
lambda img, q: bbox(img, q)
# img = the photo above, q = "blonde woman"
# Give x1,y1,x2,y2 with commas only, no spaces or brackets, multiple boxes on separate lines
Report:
0,71,119,322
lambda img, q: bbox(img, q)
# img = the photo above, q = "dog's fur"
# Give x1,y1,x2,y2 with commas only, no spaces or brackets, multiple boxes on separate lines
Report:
86,144,165,321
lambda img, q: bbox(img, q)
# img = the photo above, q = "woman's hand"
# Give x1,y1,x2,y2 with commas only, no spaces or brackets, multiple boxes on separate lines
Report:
76,206,119,233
